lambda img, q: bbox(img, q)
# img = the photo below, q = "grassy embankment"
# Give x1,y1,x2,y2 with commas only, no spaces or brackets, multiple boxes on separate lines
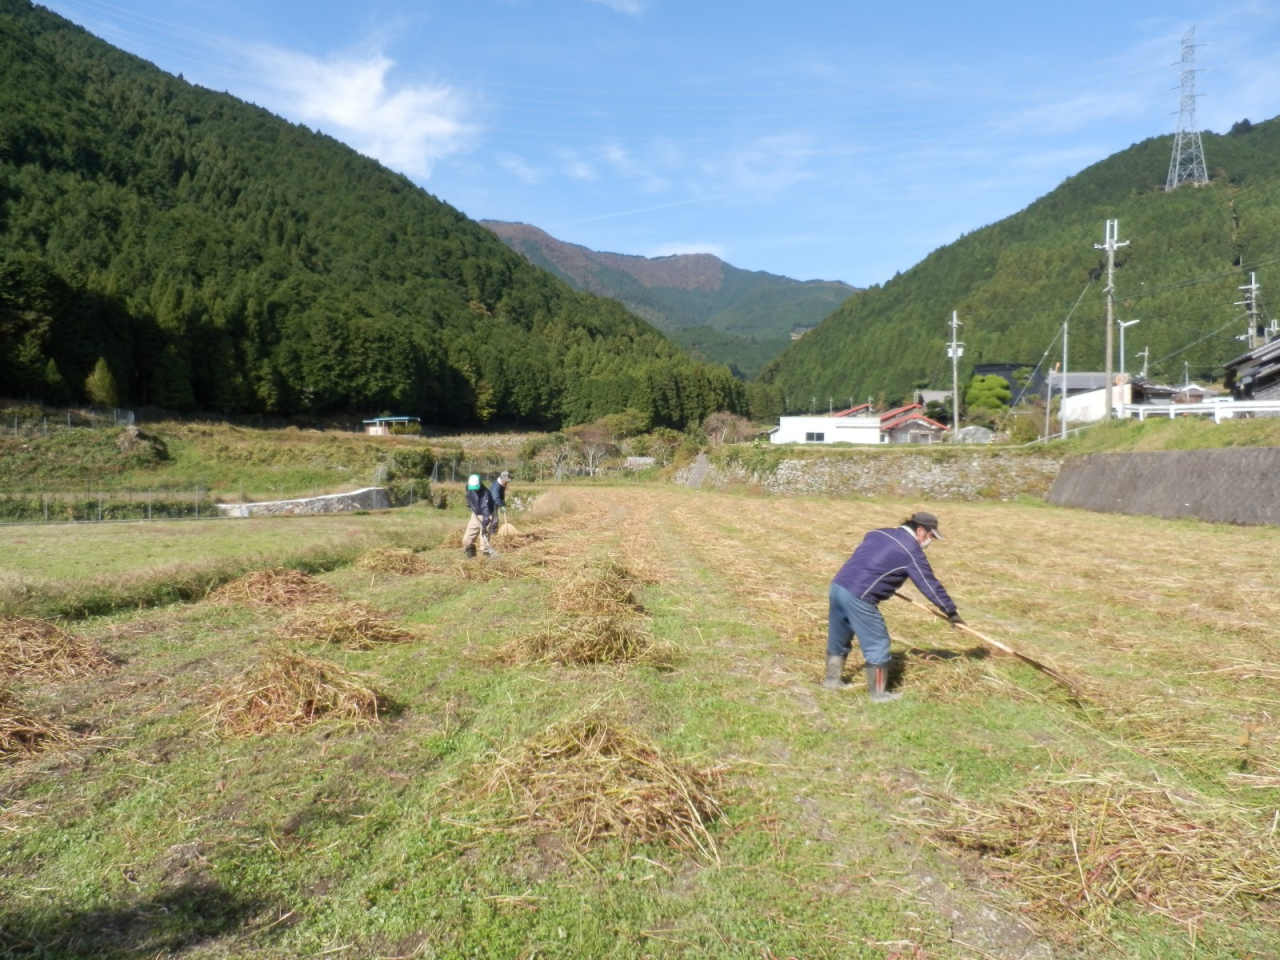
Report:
0,420,542,500
2,486,1277,959
1059,413,1280,454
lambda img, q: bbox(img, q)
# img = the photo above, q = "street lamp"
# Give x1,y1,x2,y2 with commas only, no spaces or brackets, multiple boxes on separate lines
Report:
1118,319,1140,379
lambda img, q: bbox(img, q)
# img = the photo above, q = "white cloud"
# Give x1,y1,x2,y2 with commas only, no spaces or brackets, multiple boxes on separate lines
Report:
556,151,598,180
601,143,671,192
499,154,543,184
649,241,727,259
696,136,818,194
247,48,475,178
581,0,647,14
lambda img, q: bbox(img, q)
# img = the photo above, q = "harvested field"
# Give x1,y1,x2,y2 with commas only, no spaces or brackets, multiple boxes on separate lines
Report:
484,712,724,858
208,648,384,736
205,569,338,609
277,602,417,649
1,691,75,760
0,617,114,680
909,772,1280,938
354,547,428,576
6,483,1280,958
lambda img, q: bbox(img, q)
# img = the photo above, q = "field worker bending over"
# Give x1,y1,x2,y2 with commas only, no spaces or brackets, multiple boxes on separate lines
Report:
463,474,496,559
825,511,963,702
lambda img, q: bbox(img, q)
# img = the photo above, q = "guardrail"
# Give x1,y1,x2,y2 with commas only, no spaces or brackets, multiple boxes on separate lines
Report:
1121,400,1280,422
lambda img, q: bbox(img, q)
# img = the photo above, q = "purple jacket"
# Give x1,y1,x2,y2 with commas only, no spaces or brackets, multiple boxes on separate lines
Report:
831,526,956,614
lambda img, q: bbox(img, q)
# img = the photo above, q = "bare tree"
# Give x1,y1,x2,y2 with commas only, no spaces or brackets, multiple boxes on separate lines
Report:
702,411,753,446
567,419,617,476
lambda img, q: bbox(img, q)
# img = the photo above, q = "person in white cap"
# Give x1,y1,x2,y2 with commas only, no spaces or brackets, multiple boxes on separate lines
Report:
492,470,511,517
823,511,963,702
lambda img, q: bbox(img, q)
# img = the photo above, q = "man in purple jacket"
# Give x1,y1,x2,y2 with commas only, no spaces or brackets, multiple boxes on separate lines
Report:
824,511,963,702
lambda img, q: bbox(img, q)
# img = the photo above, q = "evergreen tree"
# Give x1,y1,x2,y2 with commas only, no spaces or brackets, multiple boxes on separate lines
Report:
84,357,119,407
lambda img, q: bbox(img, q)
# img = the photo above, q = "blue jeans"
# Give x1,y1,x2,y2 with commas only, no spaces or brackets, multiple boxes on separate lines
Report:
827,582,891,665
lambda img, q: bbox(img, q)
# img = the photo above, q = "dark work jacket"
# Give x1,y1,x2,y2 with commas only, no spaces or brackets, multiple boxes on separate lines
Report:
466,485,494,519
831,526,956,614
492,480,508,508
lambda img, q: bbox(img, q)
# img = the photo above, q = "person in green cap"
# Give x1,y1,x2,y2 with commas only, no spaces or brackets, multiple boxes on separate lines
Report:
462,473,496,558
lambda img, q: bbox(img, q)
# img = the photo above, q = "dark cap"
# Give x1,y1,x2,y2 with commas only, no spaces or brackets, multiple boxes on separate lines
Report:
909,511,943,539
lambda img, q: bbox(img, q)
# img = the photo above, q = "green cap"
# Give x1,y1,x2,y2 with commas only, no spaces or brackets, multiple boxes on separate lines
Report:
467,474,481,490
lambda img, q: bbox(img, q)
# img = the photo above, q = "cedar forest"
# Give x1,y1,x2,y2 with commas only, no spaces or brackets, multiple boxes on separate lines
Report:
0,1,780,428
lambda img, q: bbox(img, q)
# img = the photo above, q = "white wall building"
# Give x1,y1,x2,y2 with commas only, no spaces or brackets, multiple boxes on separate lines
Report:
770,415,884,445
1062,382,1132,423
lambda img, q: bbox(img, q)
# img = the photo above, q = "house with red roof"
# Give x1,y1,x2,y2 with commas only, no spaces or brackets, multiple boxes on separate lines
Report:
879,403,949,444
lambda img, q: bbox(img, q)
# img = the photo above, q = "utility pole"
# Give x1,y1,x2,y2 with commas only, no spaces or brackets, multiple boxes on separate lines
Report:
1060,321,1069,441
947,311,964,429
1136,346,1150,380
828,397,833,414
1095,220,1129,420
1044,362,1058,441
1236,272,1263,349
1118,319,1140,379
1166,27,1209,190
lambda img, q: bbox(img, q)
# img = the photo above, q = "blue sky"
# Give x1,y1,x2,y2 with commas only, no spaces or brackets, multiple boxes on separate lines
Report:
39,0,1280,286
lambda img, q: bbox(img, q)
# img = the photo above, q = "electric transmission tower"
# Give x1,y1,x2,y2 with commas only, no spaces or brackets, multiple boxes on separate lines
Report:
1165,27,1208,190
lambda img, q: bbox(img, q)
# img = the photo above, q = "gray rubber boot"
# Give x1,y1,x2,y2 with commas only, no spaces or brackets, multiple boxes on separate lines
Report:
822,654,851,690
865,662,903,703
464,543,477,559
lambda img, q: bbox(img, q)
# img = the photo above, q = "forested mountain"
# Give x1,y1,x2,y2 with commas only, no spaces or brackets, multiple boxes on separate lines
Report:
762,118,1280,408
0,0,747,428
482,221,856,377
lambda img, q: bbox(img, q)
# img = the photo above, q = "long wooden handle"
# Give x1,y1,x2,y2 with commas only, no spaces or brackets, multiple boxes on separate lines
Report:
892,591,1083,698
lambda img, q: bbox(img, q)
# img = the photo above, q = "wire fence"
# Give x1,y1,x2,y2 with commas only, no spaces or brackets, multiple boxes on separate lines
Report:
3,406,135,437
0,489,214,523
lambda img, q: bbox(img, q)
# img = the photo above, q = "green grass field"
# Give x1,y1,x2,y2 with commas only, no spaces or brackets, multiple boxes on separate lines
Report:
2,488,1277,959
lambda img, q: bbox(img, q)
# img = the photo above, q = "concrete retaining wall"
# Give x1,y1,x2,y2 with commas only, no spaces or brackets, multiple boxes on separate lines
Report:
675,450,1063,501
216,487,390,518
1048,449,1280,525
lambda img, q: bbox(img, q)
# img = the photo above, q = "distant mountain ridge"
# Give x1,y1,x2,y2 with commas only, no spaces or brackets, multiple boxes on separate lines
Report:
482,221,856,377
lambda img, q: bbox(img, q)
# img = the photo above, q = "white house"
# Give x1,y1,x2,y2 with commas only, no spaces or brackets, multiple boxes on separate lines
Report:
1061,381,1133,423
770,414,884,445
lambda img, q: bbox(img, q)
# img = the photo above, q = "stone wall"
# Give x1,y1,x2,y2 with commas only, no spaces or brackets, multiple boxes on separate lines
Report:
216,487,391,518
675,450,1064,501
1048,449,1280,525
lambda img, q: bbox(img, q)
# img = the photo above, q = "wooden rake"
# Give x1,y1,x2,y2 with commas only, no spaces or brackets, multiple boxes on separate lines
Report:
892,591,1084,698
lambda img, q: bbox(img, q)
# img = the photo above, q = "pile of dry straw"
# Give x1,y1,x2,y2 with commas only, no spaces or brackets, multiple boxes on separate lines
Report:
907,771,1280,937
1,689,75,760
208,648,383,737
1,616,114,680
494,557,668,666
206,569,337,609
485,711,724,858
278,602,416,649
355,548,428,576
